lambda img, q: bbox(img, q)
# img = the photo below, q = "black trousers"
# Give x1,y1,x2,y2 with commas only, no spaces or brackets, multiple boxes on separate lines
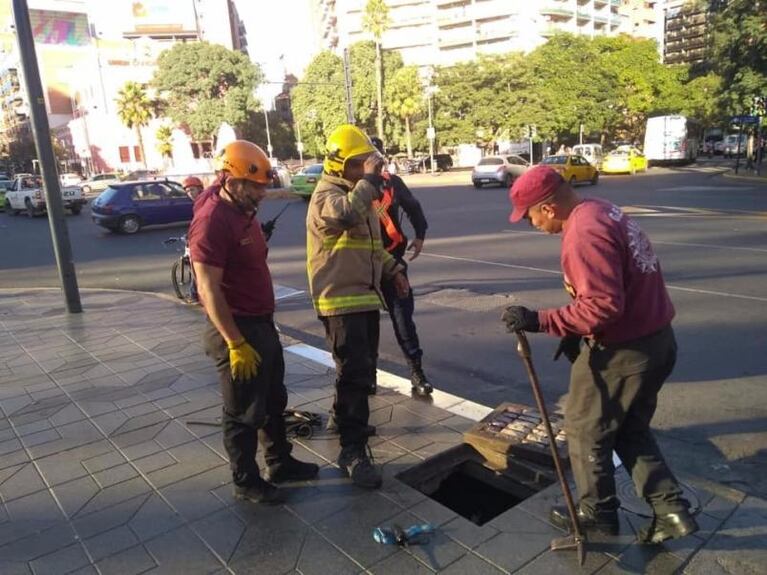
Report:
565,325,688,516
381,263,422,363
321,311,379,448
203,316,291,486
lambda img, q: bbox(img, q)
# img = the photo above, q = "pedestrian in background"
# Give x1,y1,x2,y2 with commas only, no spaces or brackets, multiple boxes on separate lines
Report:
370,136,433,397
502,165,699,544
306,125,409,489
190,140,318,505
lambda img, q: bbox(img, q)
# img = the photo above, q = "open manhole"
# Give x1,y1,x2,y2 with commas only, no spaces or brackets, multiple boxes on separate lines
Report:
397,444,554,526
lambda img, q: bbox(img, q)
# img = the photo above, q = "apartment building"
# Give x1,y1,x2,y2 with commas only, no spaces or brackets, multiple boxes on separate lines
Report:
313,0,630,67
663,0,710,66
619,0,664,50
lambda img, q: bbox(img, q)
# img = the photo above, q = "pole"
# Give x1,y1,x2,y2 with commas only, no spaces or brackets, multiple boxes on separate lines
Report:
735,121,742,174
427,90,434,175
515,332,585,565
529,126,533,165
295,119,303,166
579,123,584,145
12,0,81,313
343,48,355,124
263,105,273,159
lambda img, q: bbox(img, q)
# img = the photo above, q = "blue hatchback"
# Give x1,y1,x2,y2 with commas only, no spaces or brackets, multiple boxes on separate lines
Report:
91,180,194,234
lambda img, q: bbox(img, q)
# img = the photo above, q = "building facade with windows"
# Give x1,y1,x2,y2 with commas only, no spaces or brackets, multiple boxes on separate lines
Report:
0,0,248,176
313,0,631,68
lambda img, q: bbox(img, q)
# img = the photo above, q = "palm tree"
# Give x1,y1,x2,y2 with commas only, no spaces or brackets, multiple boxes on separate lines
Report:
387,66,423,158
116,81,152,168
363,0,390,138
155,124,174,168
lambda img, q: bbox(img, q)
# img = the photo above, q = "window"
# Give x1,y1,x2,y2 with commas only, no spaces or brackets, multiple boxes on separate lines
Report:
478,158,503,166
131,183,164,201
133,146,142,162
166,183,188,198
119,146,130,163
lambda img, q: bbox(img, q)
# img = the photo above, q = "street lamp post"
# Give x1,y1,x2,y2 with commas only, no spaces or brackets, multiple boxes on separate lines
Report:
263,104,273,159
295,118,303,166
425,84,437,175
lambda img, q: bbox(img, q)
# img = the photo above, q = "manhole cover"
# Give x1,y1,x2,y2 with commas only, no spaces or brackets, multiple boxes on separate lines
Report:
421,288,515,312
617,477,701,516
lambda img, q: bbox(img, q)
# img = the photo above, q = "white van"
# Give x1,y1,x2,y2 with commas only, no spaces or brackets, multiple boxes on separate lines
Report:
572,144,603,169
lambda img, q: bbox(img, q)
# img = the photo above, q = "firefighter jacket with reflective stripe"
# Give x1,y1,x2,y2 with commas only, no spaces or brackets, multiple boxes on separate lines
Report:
306,174,404,317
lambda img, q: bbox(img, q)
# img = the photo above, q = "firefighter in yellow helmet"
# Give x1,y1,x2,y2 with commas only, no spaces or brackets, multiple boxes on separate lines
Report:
306,125,409,488
189,140,318,504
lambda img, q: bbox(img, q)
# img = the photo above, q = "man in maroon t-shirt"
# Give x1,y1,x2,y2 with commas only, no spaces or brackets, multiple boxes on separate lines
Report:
501,165,698,544
189,140,318,504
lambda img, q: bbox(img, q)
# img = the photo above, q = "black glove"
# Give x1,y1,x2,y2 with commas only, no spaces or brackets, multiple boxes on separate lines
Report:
553,335,582,364
501,306,540,333
261,220,275,242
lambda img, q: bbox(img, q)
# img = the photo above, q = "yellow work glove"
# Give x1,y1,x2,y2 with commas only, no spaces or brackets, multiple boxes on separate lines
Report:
226,338,262,381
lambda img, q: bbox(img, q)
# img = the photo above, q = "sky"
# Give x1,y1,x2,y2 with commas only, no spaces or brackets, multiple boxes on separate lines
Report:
234,0,316,108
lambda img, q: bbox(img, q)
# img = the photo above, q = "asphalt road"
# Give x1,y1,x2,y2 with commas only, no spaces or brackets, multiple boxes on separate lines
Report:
2,163,766,496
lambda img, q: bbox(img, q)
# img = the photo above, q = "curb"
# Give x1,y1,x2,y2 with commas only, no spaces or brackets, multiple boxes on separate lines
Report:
0,286,494,421
722,171,767,183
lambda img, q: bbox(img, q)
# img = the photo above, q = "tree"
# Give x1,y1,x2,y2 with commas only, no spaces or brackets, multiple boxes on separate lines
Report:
156,124,174,167
115,81,152,168
350,41,403,134
363,0,389,138
152,42,262,141
386,66,422,157
710,0,767,115
290,51,347,157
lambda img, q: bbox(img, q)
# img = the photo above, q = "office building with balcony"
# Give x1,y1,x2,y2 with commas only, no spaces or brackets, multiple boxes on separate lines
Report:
313,0,629,68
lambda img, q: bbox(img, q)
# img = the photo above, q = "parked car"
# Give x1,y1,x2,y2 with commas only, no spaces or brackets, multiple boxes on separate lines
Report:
471,154,529,188
539,154,598,185
90,179,193,234
5,174,86,216
270,159,292,189
59,172,83,187
80,173,121,196
123,169,160,181
291,163,323,199
723,134,747,158
571,144,604,170
601,146,648,175
0,174,12,211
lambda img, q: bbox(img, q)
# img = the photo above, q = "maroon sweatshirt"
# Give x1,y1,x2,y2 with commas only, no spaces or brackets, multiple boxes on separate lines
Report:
538,198,674,345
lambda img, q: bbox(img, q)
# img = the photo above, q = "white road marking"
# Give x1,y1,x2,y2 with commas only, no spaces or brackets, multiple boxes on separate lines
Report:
421,252,767,302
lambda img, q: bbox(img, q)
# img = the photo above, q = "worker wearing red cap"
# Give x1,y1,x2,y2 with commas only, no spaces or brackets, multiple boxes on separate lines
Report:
501,165,698,544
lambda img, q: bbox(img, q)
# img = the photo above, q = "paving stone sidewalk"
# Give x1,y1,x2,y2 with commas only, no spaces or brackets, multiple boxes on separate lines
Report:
1,289,764,574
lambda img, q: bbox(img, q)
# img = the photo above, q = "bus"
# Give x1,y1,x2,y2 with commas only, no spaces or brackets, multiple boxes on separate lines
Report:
643,115,701,164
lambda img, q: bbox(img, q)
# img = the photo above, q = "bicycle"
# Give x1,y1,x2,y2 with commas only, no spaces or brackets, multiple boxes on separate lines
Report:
163,235,195,302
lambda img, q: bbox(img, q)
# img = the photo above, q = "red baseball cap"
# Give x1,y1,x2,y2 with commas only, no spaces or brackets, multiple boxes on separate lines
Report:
508,165,565,223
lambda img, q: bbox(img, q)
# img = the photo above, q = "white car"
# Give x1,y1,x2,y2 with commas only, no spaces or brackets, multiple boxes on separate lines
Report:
59,172,83,187
471,155,529,188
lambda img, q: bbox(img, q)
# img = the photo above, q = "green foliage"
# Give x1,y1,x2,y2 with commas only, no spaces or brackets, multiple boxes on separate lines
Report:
386,66,423,156
363,0,389,40
349,41,403,133
155,125,174,161
152,42,262,140
115,81,153,167
290,51,347,157
710,0,767,115
240,111,297,160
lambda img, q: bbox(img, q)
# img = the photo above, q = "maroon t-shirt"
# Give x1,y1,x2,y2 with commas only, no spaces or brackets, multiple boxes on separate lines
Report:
188,191,275,317
538,198,674,345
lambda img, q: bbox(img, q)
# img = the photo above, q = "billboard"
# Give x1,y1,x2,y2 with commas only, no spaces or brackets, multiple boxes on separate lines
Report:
131,0,197,33
30,9,90,47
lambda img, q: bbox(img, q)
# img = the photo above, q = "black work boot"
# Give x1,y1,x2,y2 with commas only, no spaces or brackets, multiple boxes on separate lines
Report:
326,415,376,437
233,476,283,505
265,455,319,483
409,358,433,397
550,505,619,536
368,381,377,395
337,444,382,489
639,510,699,544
